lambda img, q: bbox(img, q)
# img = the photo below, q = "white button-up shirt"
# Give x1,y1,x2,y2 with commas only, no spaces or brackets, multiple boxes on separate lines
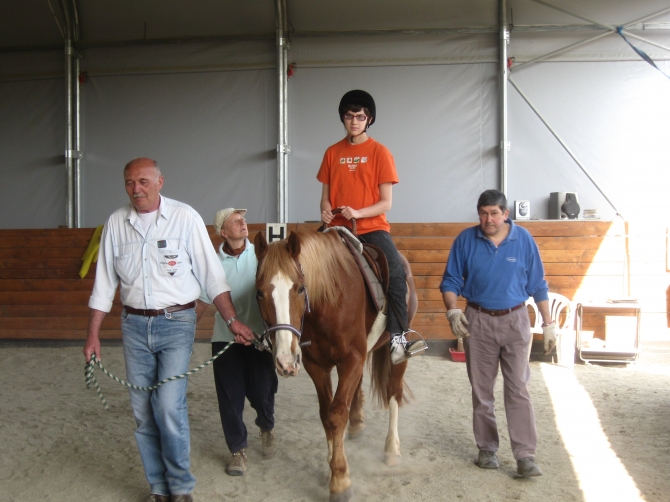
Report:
89,195,231,313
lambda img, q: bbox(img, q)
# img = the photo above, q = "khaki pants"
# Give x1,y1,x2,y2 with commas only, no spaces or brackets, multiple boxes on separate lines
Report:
463,306,537,460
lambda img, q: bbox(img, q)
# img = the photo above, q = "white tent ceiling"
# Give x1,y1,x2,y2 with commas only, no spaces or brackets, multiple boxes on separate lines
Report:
2,0,669,51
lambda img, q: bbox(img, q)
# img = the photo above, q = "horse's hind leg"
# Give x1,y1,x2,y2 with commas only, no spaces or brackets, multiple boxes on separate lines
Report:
347,374,365,438
385,359,408,466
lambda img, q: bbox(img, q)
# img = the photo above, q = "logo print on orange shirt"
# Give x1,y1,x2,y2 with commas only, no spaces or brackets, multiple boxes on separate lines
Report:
340,158,346,164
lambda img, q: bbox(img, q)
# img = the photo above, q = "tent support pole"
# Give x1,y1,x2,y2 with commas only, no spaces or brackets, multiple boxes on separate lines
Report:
275,0,289,223
513,1,670,73
72,0,81,228
499,0,509,195
59,0,74,228
58,0,82,228
508,77,621,216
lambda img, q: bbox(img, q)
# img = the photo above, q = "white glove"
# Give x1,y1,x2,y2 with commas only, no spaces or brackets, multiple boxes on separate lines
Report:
543,322,557,354
446,309,470,338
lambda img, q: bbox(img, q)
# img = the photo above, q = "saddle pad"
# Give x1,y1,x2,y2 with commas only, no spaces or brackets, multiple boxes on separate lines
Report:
337,233,388,312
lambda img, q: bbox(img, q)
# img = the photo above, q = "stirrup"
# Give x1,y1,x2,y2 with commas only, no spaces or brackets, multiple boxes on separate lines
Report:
403,329,428,356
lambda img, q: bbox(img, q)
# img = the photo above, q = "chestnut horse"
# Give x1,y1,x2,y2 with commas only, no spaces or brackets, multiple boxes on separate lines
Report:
254,229,417,502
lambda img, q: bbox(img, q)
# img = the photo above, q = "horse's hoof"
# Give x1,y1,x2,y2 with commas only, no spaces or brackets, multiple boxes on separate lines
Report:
330,485,354,502
347,423,365,439
385,454,401,466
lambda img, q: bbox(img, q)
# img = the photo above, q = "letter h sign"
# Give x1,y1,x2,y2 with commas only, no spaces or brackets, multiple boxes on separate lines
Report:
266,223,287,243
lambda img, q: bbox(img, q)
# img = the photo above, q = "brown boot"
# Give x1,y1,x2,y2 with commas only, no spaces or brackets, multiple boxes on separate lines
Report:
227,449,247,476
260,429,276,458
145,495,170,502
171,495,193,502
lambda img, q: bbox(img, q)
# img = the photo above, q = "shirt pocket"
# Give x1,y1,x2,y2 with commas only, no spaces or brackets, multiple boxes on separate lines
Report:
159,248,186,277
114,251,140,285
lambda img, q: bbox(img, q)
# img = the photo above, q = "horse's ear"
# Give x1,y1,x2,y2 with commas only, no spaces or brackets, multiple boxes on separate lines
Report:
287,231,301,259
254,231,267,261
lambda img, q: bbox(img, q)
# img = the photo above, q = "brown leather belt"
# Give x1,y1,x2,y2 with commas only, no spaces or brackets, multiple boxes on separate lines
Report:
467,302,525,317
124,301,196,317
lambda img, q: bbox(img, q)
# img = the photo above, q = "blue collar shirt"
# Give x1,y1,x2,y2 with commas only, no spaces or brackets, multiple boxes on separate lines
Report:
439,218,549,310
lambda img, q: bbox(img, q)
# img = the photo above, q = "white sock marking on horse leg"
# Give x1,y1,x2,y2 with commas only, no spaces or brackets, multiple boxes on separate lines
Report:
385,396,401,463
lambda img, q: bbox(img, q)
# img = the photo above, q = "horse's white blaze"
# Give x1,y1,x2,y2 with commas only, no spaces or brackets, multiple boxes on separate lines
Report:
271,272,300,375
385,396,401,460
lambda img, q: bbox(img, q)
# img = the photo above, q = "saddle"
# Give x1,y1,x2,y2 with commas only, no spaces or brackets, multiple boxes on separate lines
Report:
324,227,389,312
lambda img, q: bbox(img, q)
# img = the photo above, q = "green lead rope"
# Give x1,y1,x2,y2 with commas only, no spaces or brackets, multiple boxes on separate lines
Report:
84,342,234,410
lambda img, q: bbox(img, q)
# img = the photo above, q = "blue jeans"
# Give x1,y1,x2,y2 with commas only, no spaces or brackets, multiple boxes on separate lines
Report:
121,307,197,496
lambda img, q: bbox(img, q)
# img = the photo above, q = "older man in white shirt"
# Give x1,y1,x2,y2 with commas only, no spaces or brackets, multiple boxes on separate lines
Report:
83,158,253,502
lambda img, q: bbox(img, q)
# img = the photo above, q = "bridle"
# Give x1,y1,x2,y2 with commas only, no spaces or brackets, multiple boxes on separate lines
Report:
254,261,312,352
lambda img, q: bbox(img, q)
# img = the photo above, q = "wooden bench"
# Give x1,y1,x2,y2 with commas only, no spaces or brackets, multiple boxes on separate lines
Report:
1,221,667,345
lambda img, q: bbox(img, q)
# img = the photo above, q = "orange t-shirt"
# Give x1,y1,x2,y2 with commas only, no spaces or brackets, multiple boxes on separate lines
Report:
317,137,399,235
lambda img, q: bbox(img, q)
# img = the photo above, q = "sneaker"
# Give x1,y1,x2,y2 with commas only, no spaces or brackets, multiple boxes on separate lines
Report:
390,331,428,365
227,449,247,476
477,450,499,469
260,429,276,458
145,495,170,502
517,457,543,477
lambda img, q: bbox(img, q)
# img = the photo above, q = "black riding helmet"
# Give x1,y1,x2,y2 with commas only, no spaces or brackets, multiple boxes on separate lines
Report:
338,90,376,127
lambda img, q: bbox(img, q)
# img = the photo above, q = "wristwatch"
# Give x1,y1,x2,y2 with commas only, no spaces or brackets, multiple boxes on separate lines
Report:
541,320,555,327
226,316,237,327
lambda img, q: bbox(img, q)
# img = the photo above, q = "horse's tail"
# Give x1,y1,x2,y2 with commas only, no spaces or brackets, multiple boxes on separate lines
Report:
368,342,413,409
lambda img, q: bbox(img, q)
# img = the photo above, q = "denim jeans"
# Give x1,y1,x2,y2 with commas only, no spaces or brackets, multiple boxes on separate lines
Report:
121,307,197,496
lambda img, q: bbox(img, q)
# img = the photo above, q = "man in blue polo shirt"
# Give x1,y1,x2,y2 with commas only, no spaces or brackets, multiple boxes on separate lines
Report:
440,189,557,478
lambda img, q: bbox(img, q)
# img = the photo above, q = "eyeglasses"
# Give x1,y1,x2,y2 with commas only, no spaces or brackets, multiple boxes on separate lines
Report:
343,113,369,122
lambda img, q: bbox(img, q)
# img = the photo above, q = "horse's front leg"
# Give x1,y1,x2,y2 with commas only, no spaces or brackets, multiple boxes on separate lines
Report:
328,353,365,502
385,359,408,466
303,358,335,461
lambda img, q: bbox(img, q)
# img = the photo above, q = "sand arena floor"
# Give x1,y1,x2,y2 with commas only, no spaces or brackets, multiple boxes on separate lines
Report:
1,343,669,502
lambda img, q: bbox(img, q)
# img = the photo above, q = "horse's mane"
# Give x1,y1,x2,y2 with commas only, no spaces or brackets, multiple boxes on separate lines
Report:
257,231,359,307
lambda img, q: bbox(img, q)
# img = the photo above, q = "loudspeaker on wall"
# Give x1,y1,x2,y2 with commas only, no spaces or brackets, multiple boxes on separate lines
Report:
549,192,580,219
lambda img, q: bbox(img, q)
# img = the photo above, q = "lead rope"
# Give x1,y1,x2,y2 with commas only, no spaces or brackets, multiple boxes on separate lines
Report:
85,341,237,410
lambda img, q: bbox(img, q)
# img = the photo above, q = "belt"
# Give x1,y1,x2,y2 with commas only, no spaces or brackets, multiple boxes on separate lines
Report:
123,301,196,317
467,302,525,317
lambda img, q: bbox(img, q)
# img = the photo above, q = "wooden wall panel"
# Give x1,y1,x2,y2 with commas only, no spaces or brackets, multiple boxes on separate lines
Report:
1,220,668,344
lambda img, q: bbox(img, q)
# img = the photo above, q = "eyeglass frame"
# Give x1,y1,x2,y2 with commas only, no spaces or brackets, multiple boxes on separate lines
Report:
342,113,369,122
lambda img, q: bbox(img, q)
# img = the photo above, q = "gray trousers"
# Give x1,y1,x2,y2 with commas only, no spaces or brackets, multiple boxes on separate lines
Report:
463,306,537,460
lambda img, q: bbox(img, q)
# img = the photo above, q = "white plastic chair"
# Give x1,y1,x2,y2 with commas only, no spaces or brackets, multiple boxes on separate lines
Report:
526,292,576,367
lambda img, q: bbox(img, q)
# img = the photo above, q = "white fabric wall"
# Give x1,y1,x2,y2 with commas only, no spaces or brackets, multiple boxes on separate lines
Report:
0,78,65,229
80,69,277,227
288,63,498,223
507,60,670,221
1,31,669,228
